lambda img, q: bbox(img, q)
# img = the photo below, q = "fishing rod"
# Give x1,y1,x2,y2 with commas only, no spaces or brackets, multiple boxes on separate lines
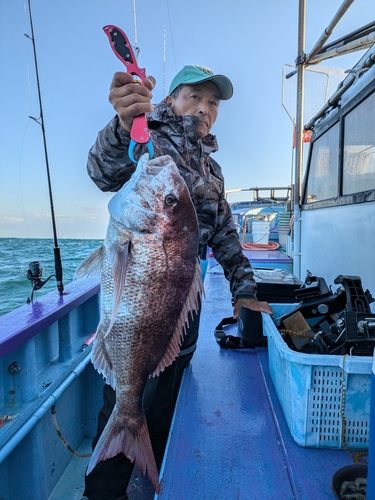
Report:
25,0,64,300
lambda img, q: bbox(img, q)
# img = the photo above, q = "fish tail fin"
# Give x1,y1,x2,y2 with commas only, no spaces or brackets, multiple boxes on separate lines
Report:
86,410,160,493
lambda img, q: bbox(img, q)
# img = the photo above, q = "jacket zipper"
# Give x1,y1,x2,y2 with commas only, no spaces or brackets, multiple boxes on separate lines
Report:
198,140,207,209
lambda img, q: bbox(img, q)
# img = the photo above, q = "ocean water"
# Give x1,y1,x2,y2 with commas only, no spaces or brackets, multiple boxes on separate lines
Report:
0,238,103,317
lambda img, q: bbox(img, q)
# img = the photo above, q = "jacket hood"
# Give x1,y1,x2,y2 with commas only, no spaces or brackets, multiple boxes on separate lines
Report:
147,101,219,155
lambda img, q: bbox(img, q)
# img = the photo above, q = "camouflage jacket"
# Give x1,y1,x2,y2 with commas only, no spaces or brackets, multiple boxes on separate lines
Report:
87,101,257,299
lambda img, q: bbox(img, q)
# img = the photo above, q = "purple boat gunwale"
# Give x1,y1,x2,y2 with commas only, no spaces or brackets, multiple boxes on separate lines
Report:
0,277,100,359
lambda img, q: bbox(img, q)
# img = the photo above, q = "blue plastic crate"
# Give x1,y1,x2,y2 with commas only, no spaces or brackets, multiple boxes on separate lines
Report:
263,304,373,449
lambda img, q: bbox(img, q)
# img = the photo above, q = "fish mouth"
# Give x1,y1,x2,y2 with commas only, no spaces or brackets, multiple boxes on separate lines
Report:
144,155,175,176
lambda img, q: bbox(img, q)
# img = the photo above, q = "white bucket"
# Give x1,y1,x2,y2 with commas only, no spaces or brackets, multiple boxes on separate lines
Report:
278,224,290,247
252,221,270,245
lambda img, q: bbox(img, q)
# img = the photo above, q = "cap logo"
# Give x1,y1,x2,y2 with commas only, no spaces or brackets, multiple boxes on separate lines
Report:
195,65,213,76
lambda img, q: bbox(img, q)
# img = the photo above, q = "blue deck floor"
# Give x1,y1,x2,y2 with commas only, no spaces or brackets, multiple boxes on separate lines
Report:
156,270,356,500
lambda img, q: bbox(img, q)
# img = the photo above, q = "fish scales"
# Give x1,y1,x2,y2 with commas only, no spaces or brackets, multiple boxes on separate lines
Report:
75,154,203,493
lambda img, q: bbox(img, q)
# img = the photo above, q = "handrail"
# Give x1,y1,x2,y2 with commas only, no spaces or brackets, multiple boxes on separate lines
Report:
304,50,375,130
225,186,291,201
0,353,92,464
0,277,100,358
305,0,355,63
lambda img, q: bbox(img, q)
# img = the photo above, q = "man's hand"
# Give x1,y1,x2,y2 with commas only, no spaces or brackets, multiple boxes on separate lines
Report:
109,72,156,131
233,297,273,319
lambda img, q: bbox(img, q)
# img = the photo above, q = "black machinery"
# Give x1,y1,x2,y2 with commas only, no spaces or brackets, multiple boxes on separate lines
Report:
277,272,375,356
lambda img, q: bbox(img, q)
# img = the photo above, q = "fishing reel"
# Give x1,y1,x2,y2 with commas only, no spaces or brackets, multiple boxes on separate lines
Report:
26,261,55,303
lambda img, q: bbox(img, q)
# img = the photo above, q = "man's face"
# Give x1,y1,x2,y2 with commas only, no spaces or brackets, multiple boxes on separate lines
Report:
166,81,220,139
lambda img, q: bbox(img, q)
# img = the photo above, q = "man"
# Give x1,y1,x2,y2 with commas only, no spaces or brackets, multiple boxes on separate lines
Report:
84,65,273,500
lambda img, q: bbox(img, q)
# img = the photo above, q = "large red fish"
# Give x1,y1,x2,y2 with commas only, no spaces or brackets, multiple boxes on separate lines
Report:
75,154,203,492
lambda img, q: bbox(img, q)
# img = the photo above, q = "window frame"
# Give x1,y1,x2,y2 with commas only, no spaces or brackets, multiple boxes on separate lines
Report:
301,78,375,210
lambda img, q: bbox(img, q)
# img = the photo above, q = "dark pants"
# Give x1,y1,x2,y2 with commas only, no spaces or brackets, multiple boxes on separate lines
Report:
84,307,201,500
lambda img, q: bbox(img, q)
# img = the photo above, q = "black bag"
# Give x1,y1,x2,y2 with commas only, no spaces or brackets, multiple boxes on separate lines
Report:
214,307,267,349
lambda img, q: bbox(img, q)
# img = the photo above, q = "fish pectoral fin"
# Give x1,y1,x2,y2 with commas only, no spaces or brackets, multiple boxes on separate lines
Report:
104,241,130,338
86,410,160,494
74,245,104,279
152,259,204,377
91,326,116,389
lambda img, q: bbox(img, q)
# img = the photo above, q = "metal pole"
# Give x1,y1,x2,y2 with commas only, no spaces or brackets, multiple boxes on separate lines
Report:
367,350,375,498
305,0,355,63
305,51,375,131
307,32,375,64
293,0,306,279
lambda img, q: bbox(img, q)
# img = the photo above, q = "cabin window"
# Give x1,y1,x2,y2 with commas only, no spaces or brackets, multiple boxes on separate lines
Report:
343,91,375,194
305,123,339,203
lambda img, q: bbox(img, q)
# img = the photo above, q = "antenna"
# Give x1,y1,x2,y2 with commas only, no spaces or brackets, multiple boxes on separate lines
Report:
166,0,178,73
163,24,166,98
133,0,140,58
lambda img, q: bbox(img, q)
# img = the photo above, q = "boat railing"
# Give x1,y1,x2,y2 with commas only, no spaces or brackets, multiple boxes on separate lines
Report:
225,186,292,204
0,277,103,499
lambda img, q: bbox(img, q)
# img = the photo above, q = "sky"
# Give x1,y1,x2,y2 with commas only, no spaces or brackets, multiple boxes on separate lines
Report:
1,0,374,239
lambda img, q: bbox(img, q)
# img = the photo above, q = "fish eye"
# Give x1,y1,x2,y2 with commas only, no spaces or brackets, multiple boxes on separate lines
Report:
165,194,176,206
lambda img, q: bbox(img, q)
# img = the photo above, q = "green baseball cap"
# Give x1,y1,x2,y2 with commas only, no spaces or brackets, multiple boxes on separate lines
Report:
168,65,233,100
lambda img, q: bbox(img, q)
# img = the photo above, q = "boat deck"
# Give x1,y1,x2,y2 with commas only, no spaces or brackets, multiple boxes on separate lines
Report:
0,265,366,499
211,248,293,273
156,270,356,500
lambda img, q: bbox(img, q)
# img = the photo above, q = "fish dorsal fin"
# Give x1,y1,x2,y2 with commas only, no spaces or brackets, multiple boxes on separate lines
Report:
104,241,130,338
152,260,204,377
74,245,104,280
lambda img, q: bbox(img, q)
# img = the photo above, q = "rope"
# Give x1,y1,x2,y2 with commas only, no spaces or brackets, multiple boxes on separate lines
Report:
51,404,91,458
242,241,280,251
279,328,312,339
240,216,280,251
340,355,368,464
